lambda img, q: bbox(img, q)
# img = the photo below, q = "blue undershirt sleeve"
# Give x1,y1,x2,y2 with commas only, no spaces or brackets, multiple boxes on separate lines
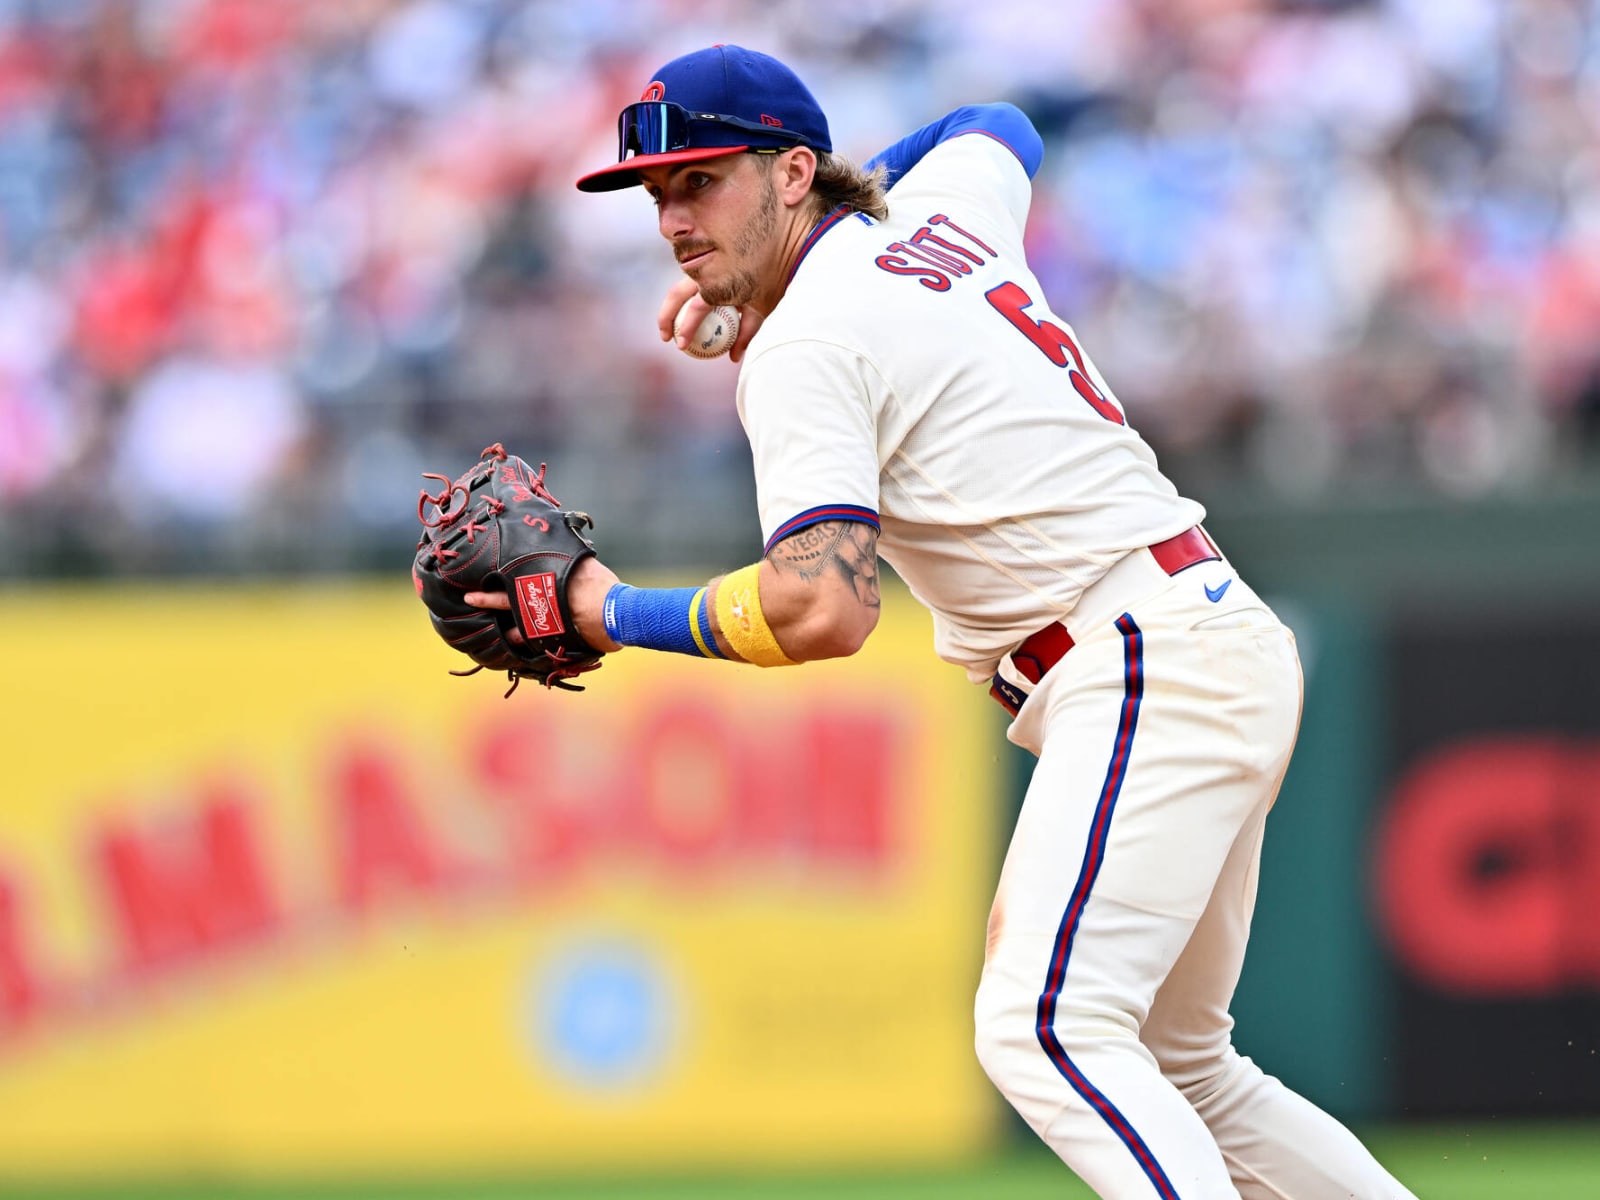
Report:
865,102,1044,186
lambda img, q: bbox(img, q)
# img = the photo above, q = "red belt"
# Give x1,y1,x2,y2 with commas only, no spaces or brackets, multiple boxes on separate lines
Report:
989,526,1220,716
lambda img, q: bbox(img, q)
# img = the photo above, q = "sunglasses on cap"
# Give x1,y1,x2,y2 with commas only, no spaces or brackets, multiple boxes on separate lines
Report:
617,100,812,160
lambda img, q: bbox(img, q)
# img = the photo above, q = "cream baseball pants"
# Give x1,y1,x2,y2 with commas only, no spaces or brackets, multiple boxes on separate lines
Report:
976,548,1416,1199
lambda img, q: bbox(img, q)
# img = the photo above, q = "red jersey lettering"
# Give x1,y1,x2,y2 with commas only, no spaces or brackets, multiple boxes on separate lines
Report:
875,254,951,291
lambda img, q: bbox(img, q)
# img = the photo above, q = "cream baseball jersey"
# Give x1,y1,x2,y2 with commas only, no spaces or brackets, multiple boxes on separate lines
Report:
737,111,1204,681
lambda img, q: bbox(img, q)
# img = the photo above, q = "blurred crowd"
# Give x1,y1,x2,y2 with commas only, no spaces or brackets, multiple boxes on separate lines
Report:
2,0,1599,577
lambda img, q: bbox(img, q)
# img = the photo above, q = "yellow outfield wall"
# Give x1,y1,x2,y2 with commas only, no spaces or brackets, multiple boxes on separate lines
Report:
0,579,1002,1178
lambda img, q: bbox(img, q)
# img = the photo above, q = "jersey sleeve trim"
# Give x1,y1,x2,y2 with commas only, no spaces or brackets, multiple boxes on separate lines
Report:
763,504,881,556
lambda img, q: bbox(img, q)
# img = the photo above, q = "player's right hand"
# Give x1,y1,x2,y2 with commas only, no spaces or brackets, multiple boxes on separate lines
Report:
657,277,762,363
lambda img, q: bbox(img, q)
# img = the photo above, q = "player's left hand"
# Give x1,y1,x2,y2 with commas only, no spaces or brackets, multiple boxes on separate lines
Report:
414,444,609,694
657,277,762,362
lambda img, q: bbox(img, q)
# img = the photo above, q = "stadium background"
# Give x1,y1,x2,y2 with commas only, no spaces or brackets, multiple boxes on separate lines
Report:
1,0,1597,1196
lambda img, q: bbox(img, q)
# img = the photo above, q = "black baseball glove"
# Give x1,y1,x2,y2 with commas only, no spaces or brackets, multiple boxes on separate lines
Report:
413,443,604,695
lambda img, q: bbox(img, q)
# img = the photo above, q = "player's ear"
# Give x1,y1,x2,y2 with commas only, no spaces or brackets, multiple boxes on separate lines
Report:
773,146,817,207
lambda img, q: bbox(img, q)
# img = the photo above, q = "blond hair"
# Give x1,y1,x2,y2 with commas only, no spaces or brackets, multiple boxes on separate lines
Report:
806,151,890,222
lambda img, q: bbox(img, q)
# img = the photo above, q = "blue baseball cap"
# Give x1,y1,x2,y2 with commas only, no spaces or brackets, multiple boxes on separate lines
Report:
576,44,832,193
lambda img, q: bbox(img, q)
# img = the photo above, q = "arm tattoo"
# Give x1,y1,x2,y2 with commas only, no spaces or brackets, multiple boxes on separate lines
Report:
767,520,881,609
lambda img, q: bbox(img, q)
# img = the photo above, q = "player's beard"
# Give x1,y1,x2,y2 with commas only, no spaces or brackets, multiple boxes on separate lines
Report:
692,168,779,308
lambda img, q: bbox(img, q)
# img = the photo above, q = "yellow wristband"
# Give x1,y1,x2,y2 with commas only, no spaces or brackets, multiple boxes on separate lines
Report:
713,563,797,667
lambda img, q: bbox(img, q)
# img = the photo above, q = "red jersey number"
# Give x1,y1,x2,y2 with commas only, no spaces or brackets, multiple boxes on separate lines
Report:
985,281,1126,425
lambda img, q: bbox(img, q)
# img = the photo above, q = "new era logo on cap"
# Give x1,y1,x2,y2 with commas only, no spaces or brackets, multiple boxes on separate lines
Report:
576,44,832,192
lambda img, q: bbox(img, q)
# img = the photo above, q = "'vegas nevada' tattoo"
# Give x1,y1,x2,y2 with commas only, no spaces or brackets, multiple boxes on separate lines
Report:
768,520,881,608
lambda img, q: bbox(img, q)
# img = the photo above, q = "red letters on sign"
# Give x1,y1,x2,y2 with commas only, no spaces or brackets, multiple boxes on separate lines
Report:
799,711,894,861
1374,737,1600,995
94,783,281,974
0,870,44,1034
471,699,901,885
471,716,589,888
620,701,742,865
330,739,460,912
1,690,909,1045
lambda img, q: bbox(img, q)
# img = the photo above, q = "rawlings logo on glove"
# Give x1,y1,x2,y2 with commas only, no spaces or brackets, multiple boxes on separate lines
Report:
413,444,604,695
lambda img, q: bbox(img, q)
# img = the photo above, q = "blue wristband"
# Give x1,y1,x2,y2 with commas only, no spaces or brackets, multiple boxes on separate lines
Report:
603,583,725,658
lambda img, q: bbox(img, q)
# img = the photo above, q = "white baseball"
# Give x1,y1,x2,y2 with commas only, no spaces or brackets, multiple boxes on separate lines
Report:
674,304,740,359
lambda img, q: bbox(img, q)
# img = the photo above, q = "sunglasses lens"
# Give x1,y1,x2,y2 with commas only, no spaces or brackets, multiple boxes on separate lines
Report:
618,102,690,160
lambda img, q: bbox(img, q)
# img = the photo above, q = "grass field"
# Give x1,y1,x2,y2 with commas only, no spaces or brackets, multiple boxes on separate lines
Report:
6,1122,1599,1199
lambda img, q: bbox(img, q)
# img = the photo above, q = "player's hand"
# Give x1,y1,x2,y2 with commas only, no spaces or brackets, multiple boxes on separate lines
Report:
465,555,623,653
657,278,763,363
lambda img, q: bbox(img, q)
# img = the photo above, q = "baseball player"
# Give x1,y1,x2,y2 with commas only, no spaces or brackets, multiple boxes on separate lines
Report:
476,44,1416,1198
